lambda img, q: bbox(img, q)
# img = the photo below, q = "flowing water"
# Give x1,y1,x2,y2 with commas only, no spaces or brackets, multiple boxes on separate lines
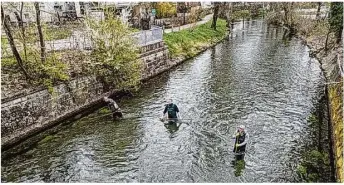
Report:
1,20,328,182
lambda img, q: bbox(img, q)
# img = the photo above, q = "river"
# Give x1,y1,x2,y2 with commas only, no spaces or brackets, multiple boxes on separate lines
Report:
1,20,329,182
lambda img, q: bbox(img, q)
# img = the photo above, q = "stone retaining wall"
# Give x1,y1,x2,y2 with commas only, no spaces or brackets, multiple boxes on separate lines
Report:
305,37,343,183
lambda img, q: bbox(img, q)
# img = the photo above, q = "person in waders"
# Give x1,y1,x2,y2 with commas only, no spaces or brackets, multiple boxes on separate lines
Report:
161,99,180,124
103,97,123,120
233,125,249,160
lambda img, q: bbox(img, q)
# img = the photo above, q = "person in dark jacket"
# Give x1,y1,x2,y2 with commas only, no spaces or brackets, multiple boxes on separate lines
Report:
161,98,180,124
232,125,249,159
103,97,123,120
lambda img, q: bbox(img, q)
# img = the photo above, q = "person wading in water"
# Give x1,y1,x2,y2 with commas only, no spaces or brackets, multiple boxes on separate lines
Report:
161,98,180,124
103,97,123,120
233,125,249,160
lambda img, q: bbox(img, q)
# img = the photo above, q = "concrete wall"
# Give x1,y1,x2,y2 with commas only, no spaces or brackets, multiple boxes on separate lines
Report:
1,40,181,149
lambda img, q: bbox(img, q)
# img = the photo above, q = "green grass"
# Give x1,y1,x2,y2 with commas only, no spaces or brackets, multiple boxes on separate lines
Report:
1,37,9,47
129,28,140,33
1,56,17,68
45,26,73,41
1,26,73,49
163,19,228,58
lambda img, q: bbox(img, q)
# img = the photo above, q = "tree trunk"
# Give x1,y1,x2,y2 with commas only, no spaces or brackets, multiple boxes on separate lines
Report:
1,5,30,79
283,3,289,27
226,2,232,28
56,10,61,24
211,3,219,30
14,3,28,62
316,2,322,20
324,30,331,54
34,2,46,63
337,25,343,44
289,2,295,32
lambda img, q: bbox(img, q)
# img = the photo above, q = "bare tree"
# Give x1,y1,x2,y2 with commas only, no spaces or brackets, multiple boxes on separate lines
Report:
13,3,28,63
281,2,295,29
211,2,220,30
34,2,46,63
316,2,322,20
139,2,152,30
226,2,233,28
1,5,30,79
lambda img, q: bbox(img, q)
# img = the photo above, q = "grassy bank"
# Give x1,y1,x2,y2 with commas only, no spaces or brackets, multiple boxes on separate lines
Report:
163,19,228,58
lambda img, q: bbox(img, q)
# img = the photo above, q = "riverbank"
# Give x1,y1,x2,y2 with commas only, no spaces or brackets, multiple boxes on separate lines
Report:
296,19,343,183
163,19,228,58
301,35,343,183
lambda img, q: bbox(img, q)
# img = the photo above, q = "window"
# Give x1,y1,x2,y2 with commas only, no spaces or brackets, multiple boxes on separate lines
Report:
24,13,29,19
39,2,45,9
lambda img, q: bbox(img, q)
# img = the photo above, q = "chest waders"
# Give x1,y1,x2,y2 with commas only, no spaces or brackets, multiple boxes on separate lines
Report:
108,103,122,120
234,131,246,160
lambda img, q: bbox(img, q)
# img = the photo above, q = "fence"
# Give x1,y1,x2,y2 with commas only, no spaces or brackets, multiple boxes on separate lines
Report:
131,26,163,46
1,26,164,57
154,16,195,28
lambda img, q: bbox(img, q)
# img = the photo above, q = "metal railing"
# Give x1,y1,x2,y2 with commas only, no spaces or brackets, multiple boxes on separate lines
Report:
1,26,164,57
131,26,163,46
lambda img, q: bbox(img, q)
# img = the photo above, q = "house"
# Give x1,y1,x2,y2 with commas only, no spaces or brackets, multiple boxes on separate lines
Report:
2,2,54,24
2,2,137,25
200,1,212,9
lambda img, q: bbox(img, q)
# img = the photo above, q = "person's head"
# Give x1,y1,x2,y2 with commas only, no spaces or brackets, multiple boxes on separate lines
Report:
103,97,111,102
238,125,245,133
167,98,173,104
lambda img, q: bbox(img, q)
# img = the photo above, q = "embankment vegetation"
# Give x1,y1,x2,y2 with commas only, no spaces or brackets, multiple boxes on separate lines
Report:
163,19,228,58
1,3,141,95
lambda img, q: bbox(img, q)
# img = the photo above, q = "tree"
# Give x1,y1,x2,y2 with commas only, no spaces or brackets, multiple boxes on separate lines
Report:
281,2,295,29
211,2,221,30
86,13,142,91
1,5,30,79
316,2,322,20
226,2,233,27
231,10,250,28
329,2,343,43
1,3,69,92
139,2,152,30
12,3,28,63
34,2,46,63
155,2,176,18
177,2,188,25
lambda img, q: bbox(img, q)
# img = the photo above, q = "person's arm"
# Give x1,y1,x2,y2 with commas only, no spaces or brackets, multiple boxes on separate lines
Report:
232,130,238,138
163,105,168,117
237,133,249,146
175,105,181,119
113,101,119,110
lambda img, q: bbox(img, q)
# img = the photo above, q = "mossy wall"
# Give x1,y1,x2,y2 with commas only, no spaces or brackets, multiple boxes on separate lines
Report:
328,80,343,182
